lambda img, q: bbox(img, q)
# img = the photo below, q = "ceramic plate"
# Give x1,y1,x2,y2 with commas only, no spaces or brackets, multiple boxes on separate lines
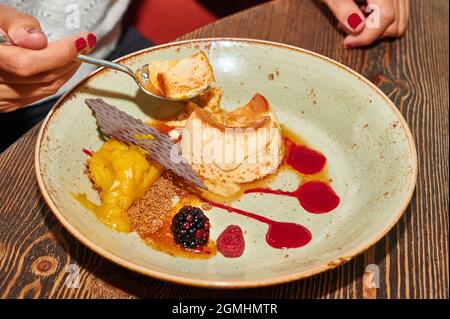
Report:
35,39,417,288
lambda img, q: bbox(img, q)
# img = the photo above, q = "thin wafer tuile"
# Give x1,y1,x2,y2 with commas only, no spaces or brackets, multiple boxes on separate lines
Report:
85,98,206,189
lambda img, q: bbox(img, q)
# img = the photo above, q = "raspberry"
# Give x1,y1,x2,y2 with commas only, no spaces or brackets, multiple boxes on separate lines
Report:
171,206,210,249
217,225,245,258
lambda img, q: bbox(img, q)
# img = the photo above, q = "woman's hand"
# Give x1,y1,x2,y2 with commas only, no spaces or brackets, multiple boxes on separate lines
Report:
323,0,409,48
0,5,97,112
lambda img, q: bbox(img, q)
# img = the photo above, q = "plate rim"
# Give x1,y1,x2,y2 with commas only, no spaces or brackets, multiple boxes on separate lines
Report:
34,37,418,288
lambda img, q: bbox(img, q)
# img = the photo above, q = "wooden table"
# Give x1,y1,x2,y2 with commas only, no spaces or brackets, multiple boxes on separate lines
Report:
0,0,448,299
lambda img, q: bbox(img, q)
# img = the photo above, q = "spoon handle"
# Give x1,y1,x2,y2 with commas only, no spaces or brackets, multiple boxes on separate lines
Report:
75,54,135,78
0,34,135,78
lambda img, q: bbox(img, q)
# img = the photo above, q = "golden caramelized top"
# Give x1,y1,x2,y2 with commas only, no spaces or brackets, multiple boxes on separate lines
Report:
145,51,215,99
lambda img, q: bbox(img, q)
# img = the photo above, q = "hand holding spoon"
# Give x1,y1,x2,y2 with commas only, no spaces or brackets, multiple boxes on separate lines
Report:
0,34,209,101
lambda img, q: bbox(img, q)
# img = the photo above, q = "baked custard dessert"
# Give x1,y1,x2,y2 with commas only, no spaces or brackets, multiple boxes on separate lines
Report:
78,50,340,259
181,93,284,197
137,51,215,100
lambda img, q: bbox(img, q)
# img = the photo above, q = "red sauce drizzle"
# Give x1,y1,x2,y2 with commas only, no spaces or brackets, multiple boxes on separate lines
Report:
284,138,326,174
245,137,339,213
202,136,340,250
82,148,93,157
245,181,340,214
202,199,312,249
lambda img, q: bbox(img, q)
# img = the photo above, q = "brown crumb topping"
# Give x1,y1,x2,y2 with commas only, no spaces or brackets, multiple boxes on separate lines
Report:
127,172,189,236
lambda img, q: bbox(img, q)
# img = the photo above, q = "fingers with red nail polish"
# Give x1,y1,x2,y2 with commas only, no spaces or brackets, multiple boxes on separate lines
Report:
324,0,410,49
75,37,87,52
323,0,365,34
76,33,97,53
87,33,97,48
343,0,405,48
0,5,97,111
347,13,363,30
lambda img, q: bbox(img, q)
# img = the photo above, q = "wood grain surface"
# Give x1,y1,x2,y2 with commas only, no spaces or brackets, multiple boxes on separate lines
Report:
0,0,448,299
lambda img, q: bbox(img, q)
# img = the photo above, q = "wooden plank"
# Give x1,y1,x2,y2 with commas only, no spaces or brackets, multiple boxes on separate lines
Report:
0,0,447,298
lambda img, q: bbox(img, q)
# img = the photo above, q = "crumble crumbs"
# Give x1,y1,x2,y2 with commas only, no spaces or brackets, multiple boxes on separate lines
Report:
127,172,188,237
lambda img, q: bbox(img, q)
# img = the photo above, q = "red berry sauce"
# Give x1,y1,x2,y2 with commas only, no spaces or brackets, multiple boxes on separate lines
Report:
202,135,340,251
244,181,340,214
284,138,326,175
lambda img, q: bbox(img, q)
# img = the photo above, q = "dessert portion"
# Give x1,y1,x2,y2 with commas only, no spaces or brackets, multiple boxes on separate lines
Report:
180,93,284,197
141,51,215,100
79,50,340,260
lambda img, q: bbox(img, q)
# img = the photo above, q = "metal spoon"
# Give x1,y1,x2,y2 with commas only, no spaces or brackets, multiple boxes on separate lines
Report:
0,34,205,101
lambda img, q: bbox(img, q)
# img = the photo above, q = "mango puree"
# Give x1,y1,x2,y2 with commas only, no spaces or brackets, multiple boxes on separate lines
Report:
76,139,163,232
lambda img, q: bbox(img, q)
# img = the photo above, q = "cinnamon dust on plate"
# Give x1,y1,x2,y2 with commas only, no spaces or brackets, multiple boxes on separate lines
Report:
127,171,189,237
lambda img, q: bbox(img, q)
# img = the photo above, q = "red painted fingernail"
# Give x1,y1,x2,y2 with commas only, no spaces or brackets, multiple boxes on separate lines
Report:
87,33,97,47
345,43,353,49
347,13,363,30
75,38,87,52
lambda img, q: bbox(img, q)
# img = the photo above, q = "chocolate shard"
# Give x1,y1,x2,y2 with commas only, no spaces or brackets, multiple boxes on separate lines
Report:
85,98,206,189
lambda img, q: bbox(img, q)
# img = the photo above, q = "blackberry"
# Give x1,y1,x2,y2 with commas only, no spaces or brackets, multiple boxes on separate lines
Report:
171,205,210,249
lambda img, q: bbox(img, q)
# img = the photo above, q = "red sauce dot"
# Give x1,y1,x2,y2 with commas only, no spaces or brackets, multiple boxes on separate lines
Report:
285,138,326,174
266,221,312,249
296,181,340,214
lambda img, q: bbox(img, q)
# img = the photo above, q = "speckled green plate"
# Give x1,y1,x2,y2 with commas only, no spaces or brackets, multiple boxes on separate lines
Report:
35,39,417,288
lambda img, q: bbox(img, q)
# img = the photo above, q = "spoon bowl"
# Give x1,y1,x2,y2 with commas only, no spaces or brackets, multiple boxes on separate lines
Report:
77,55,207,101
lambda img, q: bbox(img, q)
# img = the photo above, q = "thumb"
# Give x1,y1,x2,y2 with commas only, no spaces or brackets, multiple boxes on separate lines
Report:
0,5,47,49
